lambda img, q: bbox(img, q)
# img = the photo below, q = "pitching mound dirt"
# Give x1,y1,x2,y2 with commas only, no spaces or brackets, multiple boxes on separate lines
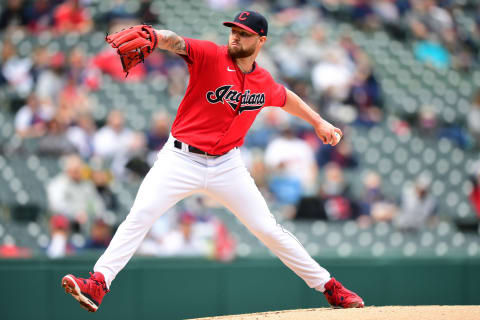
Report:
189,305,480,320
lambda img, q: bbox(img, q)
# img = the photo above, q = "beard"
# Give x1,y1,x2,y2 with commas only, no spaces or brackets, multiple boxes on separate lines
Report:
227,43,256,59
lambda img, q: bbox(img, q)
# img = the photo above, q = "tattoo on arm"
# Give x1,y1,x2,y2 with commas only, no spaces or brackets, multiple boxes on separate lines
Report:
155,30,186,55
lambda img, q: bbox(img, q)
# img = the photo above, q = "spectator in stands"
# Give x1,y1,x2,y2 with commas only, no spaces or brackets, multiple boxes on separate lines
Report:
265,125,318,204
137,0,160,25
272,32,308,83
90,163,118,213
311,46,355,114
103,0,137,25
24,0,54,34
66,112,97,159
137,209,175,256
349,0,379,30
293,162,359,221
0,0,28,30
36,51,67,106
248,149,270,196
47,154,106,234
53,48,99,120
30,46,50,86
467,89,480,149
346,65,383,126
101,0,160,27
407,0,454,42
53,0,92,34
143,50,168,76
394,174,437,231
146,112,170,152
416,103,469,148
47,214,71,258
14,92,53,138
297,24,330,67
414,35,451,69
311,46,352,99
316,136,358,169
142,211,212,257
1,40,34,101
415,103,469,148
166,64,189,100
161,211,211,257
0,235,31,258
372,0,400,26
320,162,358,221
66,46,94,89
58,76,91,121
246,107,290,149
395,0,411,15
37,115,77,156
339,35,370,68
85,219,113,250
145,111,170,163
93,109,146,177
63,46,101,91
357,171,396,227
407,2,452,68
417,105,438,138
374,0,408,39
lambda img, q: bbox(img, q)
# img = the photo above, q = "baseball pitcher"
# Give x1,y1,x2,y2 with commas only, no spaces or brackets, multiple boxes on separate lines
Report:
61,11,363,312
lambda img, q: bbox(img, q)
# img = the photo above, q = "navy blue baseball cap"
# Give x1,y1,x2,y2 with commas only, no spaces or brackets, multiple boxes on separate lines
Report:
223,11,268,37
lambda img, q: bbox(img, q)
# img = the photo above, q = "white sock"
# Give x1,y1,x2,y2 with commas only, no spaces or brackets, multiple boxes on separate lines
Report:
315,277,331,293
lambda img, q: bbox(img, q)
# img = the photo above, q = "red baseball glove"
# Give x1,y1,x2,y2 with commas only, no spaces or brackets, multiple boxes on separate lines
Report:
105,25,158,76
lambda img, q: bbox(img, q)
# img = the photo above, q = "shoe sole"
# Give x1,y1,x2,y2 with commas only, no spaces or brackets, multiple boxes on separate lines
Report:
330,301,365,309
61,275,98,312
348,301,364,308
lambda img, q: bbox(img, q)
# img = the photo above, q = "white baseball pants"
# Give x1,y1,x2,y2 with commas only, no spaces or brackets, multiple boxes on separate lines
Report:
94,135,331,291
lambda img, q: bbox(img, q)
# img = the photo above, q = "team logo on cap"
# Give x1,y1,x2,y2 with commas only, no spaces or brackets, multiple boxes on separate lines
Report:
238,11,250,20
206,85,265,114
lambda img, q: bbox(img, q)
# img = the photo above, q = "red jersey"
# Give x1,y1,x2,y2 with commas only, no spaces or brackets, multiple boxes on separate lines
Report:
171,38,286,155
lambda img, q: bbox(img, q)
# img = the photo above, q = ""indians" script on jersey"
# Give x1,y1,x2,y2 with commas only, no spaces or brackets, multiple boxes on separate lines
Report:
206,85,266,113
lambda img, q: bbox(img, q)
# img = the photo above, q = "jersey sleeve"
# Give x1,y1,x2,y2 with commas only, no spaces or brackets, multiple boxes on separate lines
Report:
268,81,287,107
261,69,286,108
179,37,218,65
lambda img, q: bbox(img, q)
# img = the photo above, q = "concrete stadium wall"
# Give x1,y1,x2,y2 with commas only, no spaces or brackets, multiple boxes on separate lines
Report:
1,255,479,320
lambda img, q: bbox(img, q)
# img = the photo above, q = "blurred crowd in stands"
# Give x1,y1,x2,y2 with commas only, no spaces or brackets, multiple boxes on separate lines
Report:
318,0,480,71
0,0,479,258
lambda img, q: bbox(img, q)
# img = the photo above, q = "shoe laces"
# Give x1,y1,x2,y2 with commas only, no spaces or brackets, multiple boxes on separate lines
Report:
89,272,110,293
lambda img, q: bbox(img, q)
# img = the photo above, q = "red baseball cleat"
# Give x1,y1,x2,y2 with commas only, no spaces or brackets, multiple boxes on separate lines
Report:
61,272,109,312
323,277,364,308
